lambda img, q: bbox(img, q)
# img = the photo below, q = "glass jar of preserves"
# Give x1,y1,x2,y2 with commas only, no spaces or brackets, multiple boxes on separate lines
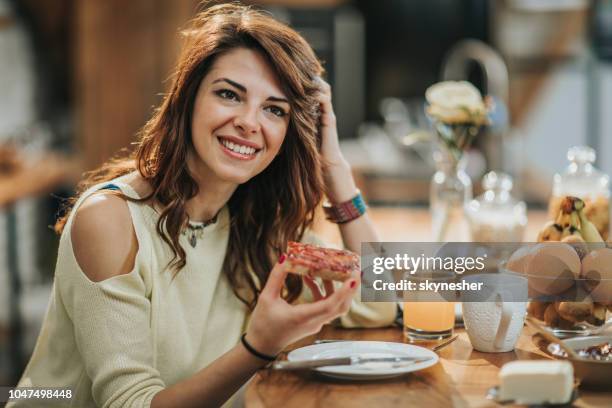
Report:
466,171,527,242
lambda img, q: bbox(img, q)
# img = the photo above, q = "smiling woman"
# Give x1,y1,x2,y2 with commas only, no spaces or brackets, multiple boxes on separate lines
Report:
7,3,396,408
190,49,290,184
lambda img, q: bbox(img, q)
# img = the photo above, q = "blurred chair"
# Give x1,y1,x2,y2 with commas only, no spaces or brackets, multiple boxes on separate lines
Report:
441,39,510,174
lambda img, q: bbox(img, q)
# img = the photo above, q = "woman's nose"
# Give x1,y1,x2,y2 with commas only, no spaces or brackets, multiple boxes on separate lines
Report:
233,106,261,135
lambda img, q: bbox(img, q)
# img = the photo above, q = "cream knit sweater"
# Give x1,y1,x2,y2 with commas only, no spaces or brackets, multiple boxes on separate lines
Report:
9,174,396,407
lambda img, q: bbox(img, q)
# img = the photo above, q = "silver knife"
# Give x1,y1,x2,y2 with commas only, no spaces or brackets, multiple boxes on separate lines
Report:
272,356,432,370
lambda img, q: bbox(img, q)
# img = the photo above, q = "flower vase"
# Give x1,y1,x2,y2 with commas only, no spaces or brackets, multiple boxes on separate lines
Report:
430,122,481,242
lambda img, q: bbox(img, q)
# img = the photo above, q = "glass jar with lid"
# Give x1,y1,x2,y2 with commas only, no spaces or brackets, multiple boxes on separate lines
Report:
549,146,610,240
466,171,527,242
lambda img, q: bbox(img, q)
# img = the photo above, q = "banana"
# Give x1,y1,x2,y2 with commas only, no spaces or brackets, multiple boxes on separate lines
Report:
561,225,583,240
569,212,581,233
537,196,582,242
537,221,563,242
561,225,581,239
546,197,582,240
555,210,573,231
554,197,580,232
572,197,604,243
577,207,604,243
561,234,588,259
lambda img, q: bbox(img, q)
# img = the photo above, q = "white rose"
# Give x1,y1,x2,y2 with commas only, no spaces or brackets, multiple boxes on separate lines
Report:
425,81,488,124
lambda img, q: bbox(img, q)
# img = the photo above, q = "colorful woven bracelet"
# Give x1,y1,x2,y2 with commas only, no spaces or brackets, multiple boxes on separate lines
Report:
323,190,367,224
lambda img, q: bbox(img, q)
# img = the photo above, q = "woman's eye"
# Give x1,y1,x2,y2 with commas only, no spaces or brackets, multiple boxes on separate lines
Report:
265,105,287,118
215,89,239,101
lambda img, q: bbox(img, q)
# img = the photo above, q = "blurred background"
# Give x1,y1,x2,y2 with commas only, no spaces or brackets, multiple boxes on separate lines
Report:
1,0,611,388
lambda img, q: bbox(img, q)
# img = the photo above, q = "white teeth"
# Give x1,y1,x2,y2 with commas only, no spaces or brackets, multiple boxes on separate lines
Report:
221,138,257,156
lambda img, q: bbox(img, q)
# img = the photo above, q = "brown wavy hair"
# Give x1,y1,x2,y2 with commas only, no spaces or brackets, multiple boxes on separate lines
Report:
55,2,326,308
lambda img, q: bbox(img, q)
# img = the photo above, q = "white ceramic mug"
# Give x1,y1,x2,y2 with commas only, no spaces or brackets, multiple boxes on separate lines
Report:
461,273,528,353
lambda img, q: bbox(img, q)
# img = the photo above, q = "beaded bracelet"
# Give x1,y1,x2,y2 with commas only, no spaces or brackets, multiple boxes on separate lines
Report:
323,190,367,224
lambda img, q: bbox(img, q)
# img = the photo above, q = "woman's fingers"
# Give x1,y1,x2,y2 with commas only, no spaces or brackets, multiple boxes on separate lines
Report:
303,276,324,301
323,280,335,298
314,77,336,127
314,76,331,96
261,254,288,297
317,93,334,124
304,277,336,301
322,280,356,319
294,278,358,320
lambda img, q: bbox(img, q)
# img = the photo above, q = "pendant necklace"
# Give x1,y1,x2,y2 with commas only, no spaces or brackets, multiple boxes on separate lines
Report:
183,213,219,248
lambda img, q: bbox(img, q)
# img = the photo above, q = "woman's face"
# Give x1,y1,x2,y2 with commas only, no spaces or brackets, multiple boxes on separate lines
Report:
189,47,291,185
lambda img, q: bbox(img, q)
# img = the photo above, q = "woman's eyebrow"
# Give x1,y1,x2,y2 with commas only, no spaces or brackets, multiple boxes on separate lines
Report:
213,78,246,92
212,78,288,104
267,96,289,104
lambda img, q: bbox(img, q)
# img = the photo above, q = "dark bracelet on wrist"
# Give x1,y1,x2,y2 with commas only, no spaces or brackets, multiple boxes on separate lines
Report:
241,333,278,362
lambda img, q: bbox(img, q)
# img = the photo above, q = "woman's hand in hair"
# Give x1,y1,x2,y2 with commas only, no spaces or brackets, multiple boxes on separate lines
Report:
315,76,345,169
244,254,359,356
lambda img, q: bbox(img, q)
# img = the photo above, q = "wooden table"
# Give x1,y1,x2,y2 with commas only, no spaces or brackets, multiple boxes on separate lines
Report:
245,326,612,408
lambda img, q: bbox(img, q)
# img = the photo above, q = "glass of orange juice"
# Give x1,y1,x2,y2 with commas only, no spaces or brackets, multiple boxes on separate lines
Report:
403,301,455,341
401,270,457,341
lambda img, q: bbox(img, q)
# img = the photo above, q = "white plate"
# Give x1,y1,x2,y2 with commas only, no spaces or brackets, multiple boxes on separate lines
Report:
287,341,439,380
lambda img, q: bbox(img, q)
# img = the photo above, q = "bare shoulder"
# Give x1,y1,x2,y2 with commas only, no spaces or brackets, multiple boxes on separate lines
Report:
71,192,139,282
